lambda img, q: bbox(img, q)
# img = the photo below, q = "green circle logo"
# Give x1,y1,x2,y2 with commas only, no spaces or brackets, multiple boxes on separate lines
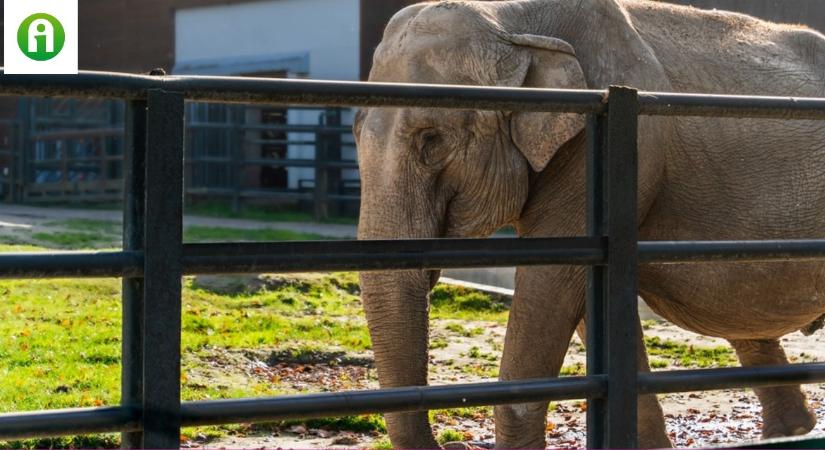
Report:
17,13,66,61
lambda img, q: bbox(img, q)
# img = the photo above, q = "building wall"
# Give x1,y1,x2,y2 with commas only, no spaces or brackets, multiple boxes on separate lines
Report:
175,0,360,80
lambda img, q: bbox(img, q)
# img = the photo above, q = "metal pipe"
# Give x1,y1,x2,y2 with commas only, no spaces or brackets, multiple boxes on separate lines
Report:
585,113,607,449
181,237,606,273
638,91,825,120
121,98,147,448
12,239,825,280
3,71,825,120
0,406,139,439
638,363,825,394
0,251,141,279
638,240,825,263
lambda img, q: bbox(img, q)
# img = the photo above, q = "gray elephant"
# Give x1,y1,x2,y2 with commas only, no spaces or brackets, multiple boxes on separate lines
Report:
353,0,825,448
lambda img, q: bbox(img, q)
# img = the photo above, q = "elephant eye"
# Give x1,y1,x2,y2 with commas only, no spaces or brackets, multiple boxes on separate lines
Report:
417,128,441,150
416,128,448,166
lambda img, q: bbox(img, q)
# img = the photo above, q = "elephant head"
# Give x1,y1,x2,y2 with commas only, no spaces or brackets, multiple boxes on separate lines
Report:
354,2,588,447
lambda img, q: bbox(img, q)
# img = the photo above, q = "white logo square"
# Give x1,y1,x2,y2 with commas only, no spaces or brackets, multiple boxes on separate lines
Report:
4,0,78,74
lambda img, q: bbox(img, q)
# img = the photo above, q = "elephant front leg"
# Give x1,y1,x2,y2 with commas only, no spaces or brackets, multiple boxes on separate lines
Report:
729,339,817,438
575,319,672,448
495,266,586,449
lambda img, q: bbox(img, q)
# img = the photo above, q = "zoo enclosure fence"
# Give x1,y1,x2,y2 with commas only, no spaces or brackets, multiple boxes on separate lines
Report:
0,71,825,449
2,97,357,221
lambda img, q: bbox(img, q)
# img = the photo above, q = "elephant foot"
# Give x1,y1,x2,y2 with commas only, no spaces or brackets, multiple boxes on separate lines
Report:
385,411,440,449
639,428,673,449
762,405,816,439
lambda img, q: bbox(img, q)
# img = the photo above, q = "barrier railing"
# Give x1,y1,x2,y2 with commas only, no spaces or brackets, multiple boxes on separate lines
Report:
1,71,825,448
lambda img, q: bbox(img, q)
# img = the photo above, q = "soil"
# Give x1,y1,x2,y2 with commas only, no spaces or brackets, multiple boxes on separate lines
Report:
193,320,825,449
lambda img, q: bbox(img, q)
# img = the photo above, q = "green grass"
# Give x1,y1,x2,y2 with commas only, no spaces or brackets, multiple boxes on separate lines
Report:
0,258,510,448
31,231,116,248
0,218,333,252
644,336,737,368
371,437,393,449
430,285,509,322
42,219,120,234
183,226,328,243
436,428,467,445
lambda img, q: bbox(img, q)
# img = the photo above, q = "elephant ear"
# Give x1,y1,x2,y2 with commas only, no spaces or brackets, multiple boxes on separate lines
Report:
506,34,587,172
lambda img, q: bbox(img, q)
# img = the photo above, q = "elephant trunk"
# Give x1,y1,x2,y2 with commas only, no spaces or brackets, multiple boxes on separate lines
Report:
358,197,442,448
360,270,438,448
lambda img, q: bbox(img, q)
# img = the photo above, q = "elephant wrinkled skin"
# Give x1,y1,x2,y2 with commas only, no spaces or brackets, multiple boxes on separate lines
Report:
353,0,825,448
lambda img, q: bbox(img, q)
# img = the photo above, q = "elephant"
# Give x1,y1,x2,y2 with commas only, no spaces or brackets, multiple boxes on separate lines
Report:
353,0,825,448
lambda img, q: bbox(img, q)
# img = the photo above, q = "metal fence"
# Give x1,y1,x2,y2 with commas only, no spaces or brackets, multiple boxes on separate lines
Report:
0,71,825,449
8,97,357,220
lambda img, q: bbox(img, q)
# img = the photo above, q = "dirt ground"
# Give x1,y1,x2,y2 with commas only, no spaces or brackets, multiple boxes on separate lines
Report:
196,320,825,450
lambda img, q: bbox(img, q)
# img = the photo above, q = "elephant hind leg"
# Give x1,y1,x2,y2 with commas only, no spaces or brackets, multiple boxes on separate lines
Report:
729,339,817,438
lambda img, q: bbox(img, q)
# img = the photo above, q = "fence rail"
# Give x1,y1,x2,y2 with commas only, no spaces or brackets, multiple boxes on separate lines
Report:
1,70,825,449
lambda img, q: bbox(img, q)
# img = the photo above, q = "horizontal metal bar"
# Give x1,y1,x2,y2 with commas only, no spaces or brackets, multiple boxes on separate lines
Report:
638,92,825,120
181,237,605,274
5,71,825,119
181,376,607,427
638,240,825,263
0,406,139,439
0,251,141,279
11,239,825,279
639,363,825,394
0,71,606,113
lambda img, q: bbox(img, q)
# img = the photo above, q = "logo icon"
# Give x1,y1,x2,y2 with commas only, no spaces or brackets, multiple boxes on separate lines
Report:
17,13,65,61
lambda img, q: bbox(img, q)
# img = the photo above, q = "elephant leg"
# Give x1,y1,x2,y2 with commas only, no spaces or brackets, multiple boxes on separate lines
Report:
575,318,672,448
495,266,585,449
729,339,816,438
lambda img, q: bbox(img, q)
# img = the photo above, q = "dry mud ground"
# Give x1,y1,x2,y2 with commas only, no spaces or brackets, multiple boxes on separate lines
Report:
198,320,825,450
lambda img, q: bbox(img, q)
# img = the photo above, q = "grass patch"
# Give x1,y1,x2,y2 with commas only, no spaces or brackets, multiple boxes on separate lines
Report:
184,226,329,243
187,201,357,225
436,428,467,445
560,362,586,376
430,285,509,322
644,336,737,368
371,437,393,449
31,231,115,249
0,434,119,449
430,337,449,349
42,219,120,235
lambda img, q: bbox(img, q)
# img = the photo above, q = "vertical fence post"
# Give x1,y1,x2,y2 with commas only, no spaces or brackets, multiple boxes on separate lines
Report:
121,99,147,448
314,120,330,222
230,105,244,214
142,89,185,448
585,113,607,449
604,86,640,448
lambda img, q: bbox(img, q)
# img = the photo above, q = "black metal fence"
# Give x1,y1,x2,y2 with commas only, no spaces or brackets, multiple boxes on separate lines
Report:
1,71,825,449
7,97,357,220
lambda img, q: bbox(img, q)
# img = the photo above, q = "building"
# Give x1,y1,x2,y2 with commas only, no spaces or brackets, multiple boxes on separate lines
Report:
1,0,822,212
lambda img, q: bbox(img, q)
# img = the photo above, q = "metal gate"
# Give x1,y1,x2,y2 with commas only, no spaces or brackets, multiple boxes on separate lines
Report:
1,71,825,448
